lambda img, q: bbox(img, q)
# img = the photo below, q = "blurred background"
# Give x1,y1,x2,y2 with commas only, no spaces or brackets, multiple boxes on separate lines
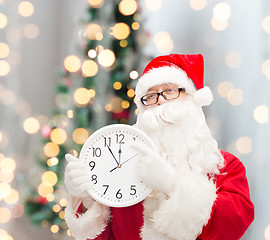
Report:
0,0,269,239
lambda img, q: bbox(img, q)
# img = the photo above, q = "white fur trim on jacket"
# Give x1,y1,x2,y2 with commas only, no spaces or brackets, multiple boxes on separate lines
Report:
65,196,110,240
141,169,217,240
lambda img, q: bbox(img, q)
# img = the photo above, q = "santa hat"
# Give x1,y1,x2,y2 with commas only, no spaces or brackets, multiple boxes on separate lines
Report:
135,54,213,110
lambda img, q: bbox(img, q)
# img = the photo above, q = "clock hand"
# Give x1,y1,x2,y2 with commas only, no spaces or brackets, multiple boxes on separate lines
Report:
110,152,141,172
107,145,119,166
118,144,122,165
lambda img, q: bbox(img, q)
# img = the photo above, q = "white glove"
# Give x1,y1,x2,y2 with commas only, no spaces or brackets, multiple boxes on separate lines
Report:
132,142,176,194
64,154,94,199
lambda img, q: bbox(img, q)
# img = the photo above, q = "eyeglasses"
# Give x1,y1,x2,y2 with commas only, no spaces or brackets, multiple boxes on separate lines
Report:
140,87,185,106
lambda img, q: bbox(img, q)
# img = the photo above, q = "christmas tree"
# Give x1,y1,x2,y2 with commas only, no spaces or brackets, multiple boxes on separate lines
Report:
25,0,145,238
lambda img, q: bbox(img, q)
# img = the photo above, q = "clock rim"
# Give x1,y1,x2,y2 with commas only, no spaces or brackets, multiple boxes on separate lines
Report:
79,124,156,208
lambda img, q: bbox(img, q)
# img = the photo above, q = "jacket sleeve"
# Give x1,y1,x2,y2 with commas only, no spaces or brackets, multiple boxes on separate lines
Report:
65,196,111,240
197,151,254,240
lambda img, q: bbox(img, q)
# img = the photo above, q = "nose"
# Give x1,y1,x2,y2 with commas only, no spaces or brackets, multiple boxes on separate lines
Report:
157,94,166,105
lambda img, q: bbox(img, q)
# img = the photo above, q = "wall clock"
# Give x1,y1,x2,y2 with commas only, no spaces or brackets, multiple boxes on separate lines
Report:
79,124,156,207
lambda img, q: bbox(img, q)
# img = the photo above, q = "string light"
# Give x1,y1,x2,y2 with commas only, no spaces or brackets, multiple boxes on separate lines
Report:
97,49,115,67
129,70,138,80
43,142,60,157
88,0,104,8
111,23,130,40
73,87,91,106
131,22,140,30
113,81,122,90
47,157,59,167
42,171,58,187
119,0,137,16
81,60,98,77
86,24,103,40
88,49,97,58
72,128,89,145
127,89,135,98
50,224,59,233
50,128,67,145
64,55,81,72
38,183,53,197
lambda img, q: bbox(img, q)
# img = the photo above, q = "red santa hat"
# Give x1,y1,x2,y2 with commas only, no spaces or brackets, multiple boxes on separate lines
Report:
135,54,213,110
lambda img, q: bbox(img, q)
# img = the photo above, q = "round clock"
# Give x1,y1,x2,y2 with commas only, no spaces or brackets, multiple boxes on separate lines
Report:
78,124,156,208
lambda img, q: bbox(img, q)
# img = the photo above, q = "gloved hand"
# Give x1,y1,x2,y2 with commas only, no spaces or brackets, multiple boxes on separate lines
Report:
131,142,176,194
64,154,94,201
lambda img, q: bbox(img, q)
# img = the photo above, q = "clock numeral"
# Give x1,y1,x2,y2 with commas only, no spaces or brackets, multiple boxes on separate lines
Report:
92,147,101,157
116,189,122,199
130,185,136,195
116,134,125,144
91,174,97,184
89,161,95,171
103,137,111,147
102,185,109,195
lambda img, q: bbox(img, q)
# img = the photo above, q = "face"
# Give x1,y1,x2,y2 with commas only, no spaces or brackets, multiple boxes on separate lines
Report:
145,83,187,107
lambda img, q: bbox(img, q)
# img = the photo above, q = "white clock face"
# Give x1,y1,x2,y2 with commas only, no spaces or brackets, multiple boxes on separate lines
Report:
79,124,155,208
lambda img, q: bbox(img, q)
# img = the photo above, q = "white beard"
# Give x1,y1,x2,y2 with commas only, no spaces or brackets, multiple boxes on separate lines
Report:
136,96,224,174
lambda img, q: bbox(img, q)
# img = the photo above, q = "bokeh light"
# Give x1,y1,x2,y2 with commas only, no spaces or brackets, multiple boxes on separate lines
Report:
213,2,231,21
0,157,16,173
131,22,140,30
261,59,270,79
38,183,53,198
253,105,269,124
211,18,228,31
0,13,8,29
113,81,122,90
262,16,270,34
225,51,242,69
43,142,60,158
217,81,234,98
0,42,10,58
50,128,67,145
88,49,97,58
0,182,11,198
127,89,135,98
265,225,270,240
86,24,103,40
189,0,207,11
154,31,174,54
72,128,89,145
227,88,243,106
18,1,34,17
51,225,59,233
98,49,115,67
23,117,40,134
0,208,11,223
129,70,138,80
64,55,81,73
111,23,130,40
88,0,104,8
119,0,137,16
47,157,59,167
0,60,10,76
42,171,58,187
4,189,19,204
81,60,98,77
145,0,162,11
24,24,39,39
236,136,252,154
73,87,91,106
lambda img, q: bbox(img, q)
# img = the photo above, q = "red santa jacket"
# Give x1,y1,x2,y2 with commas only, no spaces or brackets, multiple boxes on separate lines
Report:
70,150,254,240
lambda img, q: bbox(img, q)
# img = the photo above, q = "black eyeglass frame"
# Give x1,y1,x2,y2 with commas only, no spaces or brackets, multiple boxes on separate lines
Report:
140,87,186,106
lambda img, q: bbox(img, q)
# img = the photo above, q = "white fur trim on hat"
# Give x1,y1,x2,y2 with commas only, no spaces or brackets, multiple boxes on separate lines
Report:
135,66,196,109
194,86,213,107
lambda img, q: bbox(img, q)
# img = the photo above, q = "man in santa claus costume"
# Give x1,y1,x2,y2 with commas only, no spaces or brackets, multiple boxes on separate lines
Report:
64,54,254,240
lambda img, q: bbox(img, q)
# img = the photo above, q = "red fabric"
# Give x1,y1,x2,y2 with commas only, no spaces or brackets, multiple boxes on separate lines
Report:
84,150,254,240
142,54,204,90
